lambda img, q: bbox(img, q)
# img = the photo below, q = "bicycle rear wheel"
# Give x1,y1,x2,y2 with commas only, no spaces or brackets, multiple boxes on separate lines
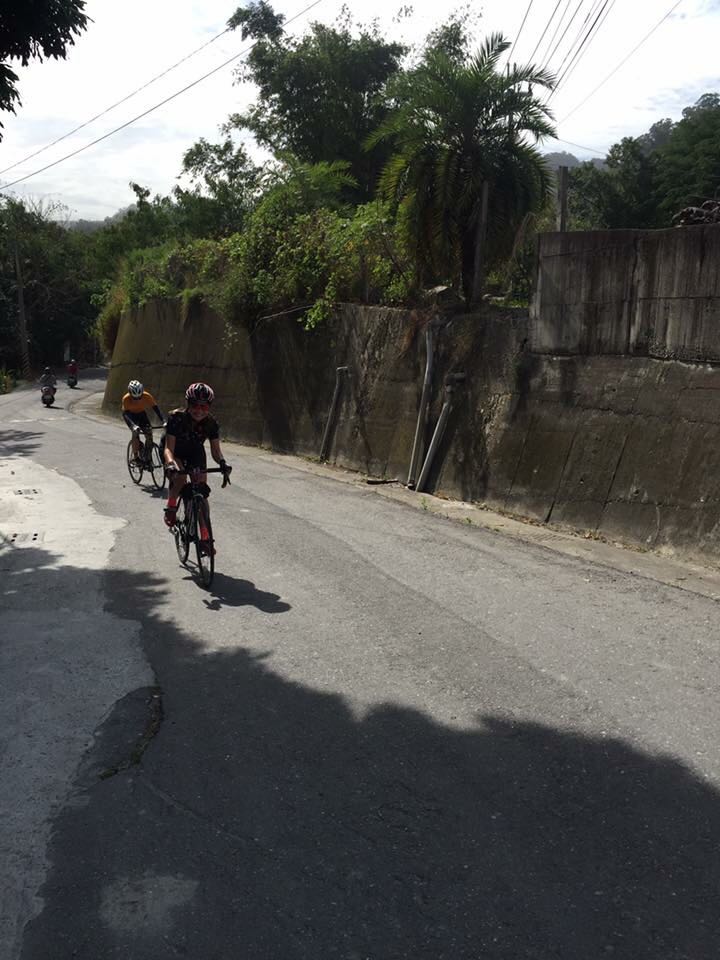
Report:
126,439,143,484
194,497,214,588
174,499,190,563
148,442,165,490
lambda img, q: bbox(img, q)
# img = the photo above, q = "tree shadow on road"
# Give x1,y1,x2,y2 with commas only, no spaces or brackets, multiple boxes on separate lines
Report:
0,428,43,459
9,544,720,960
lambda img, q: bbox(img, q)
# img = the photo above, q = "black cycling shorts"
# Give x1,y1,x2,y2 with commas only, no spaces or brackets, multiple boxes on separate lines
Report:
171,440,207,472
125,411,152,431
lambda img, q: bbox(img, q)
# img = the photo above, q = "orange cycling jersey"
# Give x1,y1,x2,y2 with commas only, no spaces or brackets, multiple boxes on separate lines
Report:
122,391,158,414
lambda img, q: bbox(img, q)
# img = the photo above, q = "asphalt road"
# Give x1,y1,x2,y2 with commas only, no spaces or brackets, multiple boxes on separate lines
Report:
2,371,720,960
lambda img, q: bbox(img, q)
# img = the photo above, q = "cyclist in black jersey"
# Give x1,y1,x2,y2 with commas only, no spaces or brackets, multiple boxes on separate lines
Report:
163,383,231,547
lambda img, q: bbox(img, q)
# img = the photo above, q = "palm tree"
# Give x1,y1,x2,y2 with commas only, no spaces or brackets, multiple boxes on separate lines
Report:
368,34,556,305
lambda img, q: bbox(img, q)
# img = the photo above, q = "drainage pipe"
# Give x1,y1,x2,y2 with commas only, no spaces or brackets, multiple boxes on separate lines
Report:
406,324,435,488
415,373,466,493
319,366,349,462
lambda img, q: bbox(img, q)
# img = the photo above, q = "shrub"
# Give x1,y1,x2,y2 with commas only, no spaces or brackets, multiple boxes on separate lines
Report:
0,366,16,394
98,199,415,333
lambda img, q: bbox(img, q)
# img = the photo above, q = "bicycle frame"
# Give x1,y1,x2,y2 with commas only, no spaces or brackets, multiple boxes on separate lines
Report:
171,466,230,588
127,425,165,490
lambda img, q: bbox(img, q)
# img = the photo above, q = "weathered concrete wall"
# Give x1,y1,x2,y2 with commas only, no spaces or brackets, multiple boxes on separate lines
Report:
532,225,720,361
105,224,720,564
105,300,429,475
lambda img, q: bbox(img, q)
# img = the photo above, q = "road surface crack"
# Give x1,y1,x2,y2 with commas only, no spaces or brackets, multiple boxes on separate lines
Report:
99,686,163,779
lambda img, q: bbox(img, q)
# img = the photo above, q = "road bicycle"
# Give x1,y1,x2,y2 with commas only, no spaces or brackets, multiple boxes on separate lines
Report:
126,426,165,490
170,466,230,588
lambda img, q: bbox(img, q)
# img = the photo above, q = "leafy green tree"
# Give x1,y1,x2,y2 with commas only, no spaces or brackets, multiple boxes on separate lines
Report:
369,35,555,303
638,118,674,155
0,197,95,369
569,137,661,230
0,1,89,134
176,135,261,236
225,3,406,199
419,5,482,64
655,93,720,218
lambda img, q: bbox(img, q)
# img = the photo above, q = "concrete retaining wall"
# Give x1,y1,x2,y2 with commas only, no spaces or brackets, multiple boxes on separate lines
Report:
532,226,720,361
105,224,720,565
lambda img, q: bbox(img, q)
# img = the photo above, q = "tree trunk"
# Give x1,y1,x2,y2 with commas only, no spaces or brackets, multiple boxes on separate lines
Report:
469,181,489,307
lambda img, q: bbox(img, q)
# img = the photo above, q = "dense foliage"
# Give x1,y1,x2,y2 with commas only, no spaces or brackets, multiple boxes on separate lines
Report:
0,0,89,134
568,94,720,230
0,198,96,371
1,1,718,376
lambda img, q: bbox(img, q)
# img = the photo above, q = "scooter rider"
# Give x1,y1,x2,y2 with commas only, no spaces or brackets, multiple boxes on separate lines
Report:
39,367,57,389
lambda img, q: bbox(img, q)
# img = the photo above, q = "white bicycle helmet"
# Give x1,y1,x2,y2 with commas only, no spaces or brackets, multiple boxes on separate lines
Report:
128,380,144,398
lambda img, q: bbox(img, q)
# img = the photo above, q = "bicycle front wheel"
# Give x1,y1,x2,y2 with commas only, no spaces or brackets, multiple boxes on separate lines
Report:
172,512,190,563
126,439,143,485
194,497,214,589
148,442,165,490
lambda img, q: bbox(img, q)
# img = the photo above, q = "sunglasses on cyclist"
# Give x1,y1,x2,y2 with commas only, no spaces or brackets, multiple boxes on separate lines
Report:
188,401,210,412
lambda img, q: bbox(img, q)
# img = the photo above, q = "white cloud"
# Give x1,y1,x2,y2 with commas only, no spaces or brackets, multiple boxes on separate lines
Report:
0,0,718,217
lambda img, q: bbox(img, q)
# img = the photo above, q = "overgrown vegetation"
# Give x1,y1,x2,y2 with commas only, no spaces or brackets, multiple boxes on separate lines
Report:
568,94,720,230
0,366,15,394
100,198,413,332
1,1,718,371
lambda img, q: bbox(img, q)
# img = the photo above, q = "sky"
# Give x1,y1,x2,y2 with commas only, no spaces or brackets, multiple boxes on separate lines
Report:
0,0,718,220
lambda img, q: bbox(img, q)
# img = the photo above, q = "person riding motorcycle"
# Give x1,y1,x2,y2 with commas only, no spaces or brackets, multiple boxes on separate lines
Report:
39,367,56,388
163,382,231,553
121,380,165,464
67,359,78,384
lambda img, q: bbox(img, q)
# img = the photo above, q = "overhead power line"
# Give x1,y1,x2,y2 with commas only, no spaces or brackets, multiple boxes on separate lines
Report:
0,26,231,177
506,0,536,66
552,136,606,156
537,0,573,69
541,0,589,72
550,0,613,98
552,0,617,97
560,0,684,122
527,0,565,65
0,0,324,191
547,0,603,88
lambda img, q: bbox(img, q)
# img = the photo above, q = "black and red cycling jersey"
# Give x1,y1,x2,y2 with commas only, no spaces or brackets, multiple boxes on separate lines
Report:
165,408,220,470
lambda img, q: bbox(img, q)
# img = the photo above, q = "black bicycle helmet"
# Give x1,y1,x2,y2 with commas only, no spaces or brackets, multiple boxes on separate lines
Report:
185,382,214,404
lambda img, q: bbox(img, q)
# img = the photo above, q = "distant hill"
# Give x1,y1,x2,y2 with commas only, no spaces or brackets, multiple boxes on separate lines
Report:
543,150,606,171
543,151,581,170
65,218,105,234
65,205,134,233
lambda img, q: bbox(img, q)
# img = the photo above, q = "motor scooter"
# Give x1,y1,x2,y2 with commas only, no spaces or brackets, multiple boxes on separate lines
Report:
41,385,56,407
67,375,78,388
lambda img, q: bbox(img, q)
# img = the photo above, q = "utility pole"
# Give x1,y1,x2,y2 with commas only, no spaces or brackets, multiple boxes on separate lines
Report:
557,165,569,232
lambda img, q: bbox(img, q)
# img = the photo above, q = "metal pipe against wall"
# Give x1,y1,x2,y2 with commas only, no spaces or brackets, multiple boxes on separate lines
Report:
407,325,435,488
319,366,349,461
415,373,466,493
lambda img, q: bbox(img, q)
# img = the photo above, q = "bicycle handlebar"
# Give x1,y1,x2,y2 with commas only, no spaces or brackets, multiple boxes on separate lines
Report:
167,465,232,488
203,467,232,488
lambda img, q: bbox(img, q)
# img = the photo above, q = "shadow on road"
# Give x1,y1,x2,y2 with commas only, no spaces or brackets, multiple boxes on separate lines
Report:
8,543,720,959
0,428,43,459
200,571,291,613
